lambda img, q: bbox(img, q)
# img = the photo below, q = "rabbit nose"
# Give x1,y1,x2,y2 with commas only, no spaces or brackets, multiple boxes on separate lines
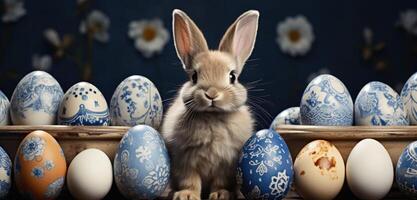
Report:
205,88,219,100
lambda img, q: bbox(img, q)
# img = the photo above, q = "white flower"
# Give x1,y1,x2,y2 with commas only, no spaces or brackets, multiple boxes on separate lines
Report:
135,146,151,162
276,15,314,56
397,10,417,35
307,68,330,82
128,19,170,58
43,29,61,47
2,0,26,23
363,27,373,45
80,10,110,43
32,54,52,71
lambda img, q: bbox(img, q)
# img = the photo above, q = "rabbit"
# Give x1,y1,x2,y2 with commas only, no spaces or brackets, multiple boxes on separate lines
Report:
162,9,259,200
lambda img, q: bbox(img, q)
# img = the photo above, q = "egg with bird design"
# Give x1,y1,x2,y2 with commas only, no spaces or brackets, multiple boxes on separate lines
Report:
237,129,293,200
58,82,110,126
110,75,163,128
10,71,63,125
300,74,353,126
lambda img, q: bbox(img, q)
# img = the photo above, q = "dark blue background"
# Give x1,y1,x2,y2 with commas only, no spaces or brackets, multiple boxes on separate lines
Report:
1,0,416,128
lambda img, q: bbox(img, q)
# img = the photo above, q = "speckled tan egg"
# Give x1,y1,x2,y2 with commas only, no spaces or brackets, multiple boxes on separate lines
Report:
14,130,66,200
294,140,345,200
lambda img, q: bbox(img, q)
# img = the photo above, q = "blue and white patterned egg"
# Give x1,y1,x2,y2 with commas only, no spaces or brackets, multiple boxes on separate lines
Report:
0,91,10,126
270,107,300,129
0,146,12,198
355,81,408,125
114,125,170,199
10,71,63,125
401,72,417,125
110,75,163,128
396,141,417,198
58,82,110,126
237,129,293,200
300,74,353,126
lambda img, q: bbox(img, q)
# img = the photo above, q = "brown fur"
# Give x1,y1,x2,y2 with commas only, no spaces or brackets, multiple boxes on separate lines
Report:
162,9,259,200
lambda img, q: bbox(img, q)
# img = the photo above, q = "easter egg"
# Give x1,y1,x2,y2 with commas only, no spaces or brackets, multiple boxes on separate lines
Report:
293,140,345,200
355,81,408,126
67,149,113,200
58,82,110,126
401,72,417,125
114,125,170,199
14,130,66,200
300,74,353,125
10,71,63,125
0,90,10,126
270,107,300,130
110,75,163,128
0,146,12,198
396,141,417,197
237,129,293,200
346,139,393,200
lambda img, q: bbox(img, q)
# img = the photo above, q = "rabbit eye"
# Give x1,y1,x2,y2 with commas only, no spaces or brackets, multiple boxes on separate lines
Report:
192,71,198,84
229,71,236,84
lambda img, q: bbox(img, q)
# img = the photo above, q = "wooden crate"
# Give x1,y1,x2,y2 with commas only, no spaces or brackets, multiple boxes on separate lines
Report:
0,125,415,199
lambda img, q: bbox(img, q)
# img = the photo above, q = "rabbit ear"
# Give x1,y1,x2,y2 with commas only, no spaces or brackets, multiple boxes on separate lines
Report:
219,10,259,72
172,9,209,70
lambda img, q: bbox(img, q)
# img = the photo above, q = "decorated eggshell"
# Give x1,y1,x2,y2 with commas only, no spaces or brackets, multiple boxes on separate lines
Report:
355,81,408,126
270,107,300,129
294,140,345,200
300,74,353,126
114,125,170,199
10,71,63,125
14,130,66,200
58,82,110,126
0,146,12,198
67,149,113,200
0,91,10,126
396,141,417,197
346,139,393,200
110,75,163,128
401,72,417,125
237,129,293,200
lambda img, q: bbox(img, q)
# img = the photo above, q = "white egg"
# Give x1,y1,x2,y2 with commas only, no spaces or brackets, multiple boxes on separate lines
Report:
10,71,63,125
67,149,113,200
300,74,353,125
0,90,10,126
58,82,110,126
355,81,408,125
346,139,393,200
110,75,163,128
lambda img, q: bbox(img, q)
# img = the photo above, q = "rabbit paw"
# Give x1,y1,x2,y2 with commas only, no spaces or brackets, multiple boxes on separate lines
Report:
209,189,230,200
173,190,200,200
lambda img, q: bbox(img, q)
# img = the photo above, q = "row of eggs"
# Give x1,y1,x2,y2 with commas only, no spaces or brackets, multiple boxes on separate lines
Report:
0,125,170,199
0,71,163,128
271,72,417,128
238,128,417,200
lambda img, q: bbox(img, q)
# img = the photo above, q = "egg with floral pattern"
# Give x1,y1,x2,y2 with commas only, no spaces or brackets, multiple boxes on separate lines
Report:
355,81,408,125
0,90,10,126
401,72,417,125
114,125,170,199
110,75,163,128
10,71,63,125
58,82,110,126
270,107,300,130
300,74,353,126
0,146,12,198
237,129,293,200
14,130,66,200
396,141,417,197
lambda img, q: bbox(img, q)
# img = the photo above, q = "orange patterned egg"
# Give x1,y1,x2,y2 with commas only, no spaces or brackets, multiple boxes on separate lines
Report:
14,130,66,200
